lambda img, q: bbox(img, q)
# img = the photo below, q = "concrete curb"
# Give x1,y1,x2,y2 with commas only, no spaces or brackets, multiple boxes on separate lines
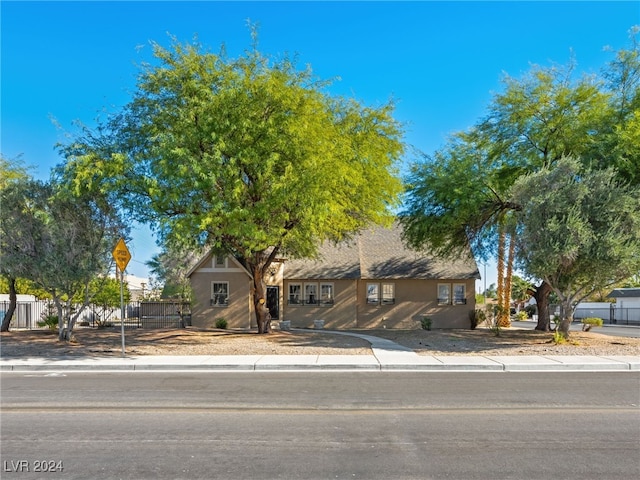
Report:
2,329,638,373
1,354,638,372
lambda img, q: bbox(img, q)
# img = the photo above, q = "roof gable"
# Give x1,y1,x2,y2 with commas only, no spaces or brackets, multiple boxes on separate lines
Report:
186,251,252,278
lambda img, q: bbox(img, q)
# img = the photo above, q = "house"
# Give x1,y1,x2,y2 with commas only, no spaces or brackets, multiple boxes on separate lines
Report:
574,288,640,325
187,223,480,330
607,288,640,324
607,288,640,305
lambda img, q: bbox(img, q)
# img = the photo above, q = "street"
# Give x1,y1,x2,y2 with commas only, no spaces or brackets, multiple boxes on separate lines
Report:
1,372,639,479
512,320,640,338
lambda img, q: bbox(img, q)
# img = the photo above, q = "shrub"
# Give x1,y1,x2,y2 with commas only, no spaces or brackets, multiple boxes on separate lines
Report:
516,310,528,321
215,318,228,329
524,305,537,318
552,330,567,344
37,315,59,331
469,309,486,330
420,316,432,331
581,317,603,332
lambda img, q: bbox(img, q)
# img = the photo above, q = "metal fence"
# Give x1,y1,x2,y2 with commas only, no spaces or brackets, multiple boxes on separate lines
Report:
573,306,640,326
0,300,191,330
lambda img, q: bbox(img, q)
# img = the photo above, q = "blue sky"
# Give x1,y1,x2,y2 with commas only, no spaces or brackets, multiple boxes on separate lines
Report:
2,1,638,287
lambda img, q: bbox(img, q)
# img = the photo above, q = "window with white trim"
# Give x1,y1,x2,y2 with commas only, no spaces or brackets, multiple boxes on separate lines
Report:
304,283,318,305
320,283,334,306
367,282,395,305
437,283,451,305
214,256,225,268
211,282,229,306
453,283,467,305
381,283,395,305
288,283,302,305
366,283,379,304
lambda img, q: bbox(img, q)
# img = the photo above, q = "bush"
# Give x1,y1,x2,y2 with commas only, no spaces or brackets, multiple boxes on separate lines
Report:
552,330,567,344
469,309,486,330
37,315,59,331
581,317,603,332
524,305,537,318
215,318,228,329
516,310,528,321
420,316,432,331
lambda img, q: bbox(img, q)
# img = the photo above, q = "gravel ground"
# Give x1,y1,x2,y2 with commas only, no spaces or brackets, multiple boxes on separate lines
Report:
1,325,639,357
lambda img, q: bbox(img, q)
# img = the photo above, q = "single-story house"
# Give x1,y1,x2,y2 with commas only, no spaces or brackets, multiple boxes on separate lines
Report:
187,223,480,330
606,288,640,306
572,288,640,324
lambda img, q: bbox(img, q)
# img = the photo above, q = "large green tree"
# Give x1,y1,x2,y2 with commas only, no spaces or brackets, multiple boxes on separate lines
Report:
591,26,640,184
60,37,404,333
1,173,126,339
40,182,126,340
402,31,639,332
511,157,640,338
0,158,42,331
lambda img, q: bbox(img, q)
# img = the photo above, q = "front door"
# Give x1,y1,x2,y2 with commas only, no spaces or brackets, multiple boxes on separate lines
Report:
266,286,280,320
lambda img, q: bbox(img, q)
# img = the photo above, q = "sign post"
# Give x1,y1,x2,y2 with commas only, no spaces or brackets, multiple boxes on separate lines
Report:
112,238,131,357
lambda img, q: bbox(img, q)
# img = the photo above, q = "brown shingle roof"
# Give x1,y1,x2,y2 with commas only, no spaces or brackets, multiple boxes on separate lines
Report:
285,223,479,280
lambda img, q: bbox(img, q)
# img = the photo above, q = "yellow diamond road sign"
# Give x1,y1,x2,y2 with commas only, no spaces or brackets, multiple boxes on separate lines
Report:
112,238,131,272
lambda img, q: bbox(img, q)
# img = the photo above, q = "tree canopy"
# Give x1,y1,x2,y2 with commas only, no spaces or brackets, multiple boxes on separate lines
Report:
0,163,126,337
401,30,640,333
60,37,405,332
511,157,640,337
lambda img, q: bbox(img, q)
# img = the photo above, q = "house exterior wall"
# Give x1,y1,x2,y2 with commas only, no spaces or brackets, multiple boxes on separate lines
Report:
278,277,476,329
424,278,477,329
282,279,357,329
189,254,254,329
189,248,477,330
355,278,476,329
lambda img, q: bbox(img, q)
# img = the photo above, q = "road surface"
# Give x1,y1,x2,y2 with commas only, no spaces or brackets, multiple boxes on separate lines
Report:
1,371,639,479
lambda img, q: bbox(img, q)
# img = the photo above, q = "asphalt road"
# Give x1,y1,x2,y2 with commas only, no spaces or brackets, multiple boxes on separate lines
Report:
1,372,639,480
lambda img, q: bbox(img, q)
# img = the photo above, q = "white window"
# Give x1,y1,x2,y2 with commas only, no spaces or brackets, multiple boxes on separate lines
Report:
211,282,229,306
381,283,395,305
214,256,225,268
367,283,379,304
320,283,334,306
288,283,302,305
304,283,318,305
453,283,467,305
437,284,451,305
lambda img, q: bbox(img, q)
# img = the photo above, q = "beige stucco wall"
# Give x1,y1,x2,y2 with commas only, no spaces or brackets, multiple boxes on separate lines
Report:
416,278,477,329
189,254,254,329
355,278,476,329
282,279,358,329
189,253,477,330
281,278,476,329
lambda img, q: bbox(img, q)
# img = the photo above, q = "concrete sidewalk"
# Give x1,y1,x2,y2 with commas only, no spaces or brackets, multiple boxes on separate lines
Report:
2,353,638,372
2,329,638,372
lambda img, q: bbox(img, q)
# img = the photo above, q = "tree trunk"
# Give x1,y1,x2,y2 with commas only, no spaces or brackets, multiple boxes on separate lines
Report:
501,232,515,328
557,298,575,339
54,296,66,341
530,281,552,331
496,222,508,327
64,285,90,341
65,302,85,341
0,277,18,332
251,262,271,334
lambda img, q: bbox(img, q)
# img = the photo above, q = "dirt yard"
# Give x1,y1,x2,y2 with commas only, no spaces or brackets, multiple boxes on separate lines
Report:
1,325,638,357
